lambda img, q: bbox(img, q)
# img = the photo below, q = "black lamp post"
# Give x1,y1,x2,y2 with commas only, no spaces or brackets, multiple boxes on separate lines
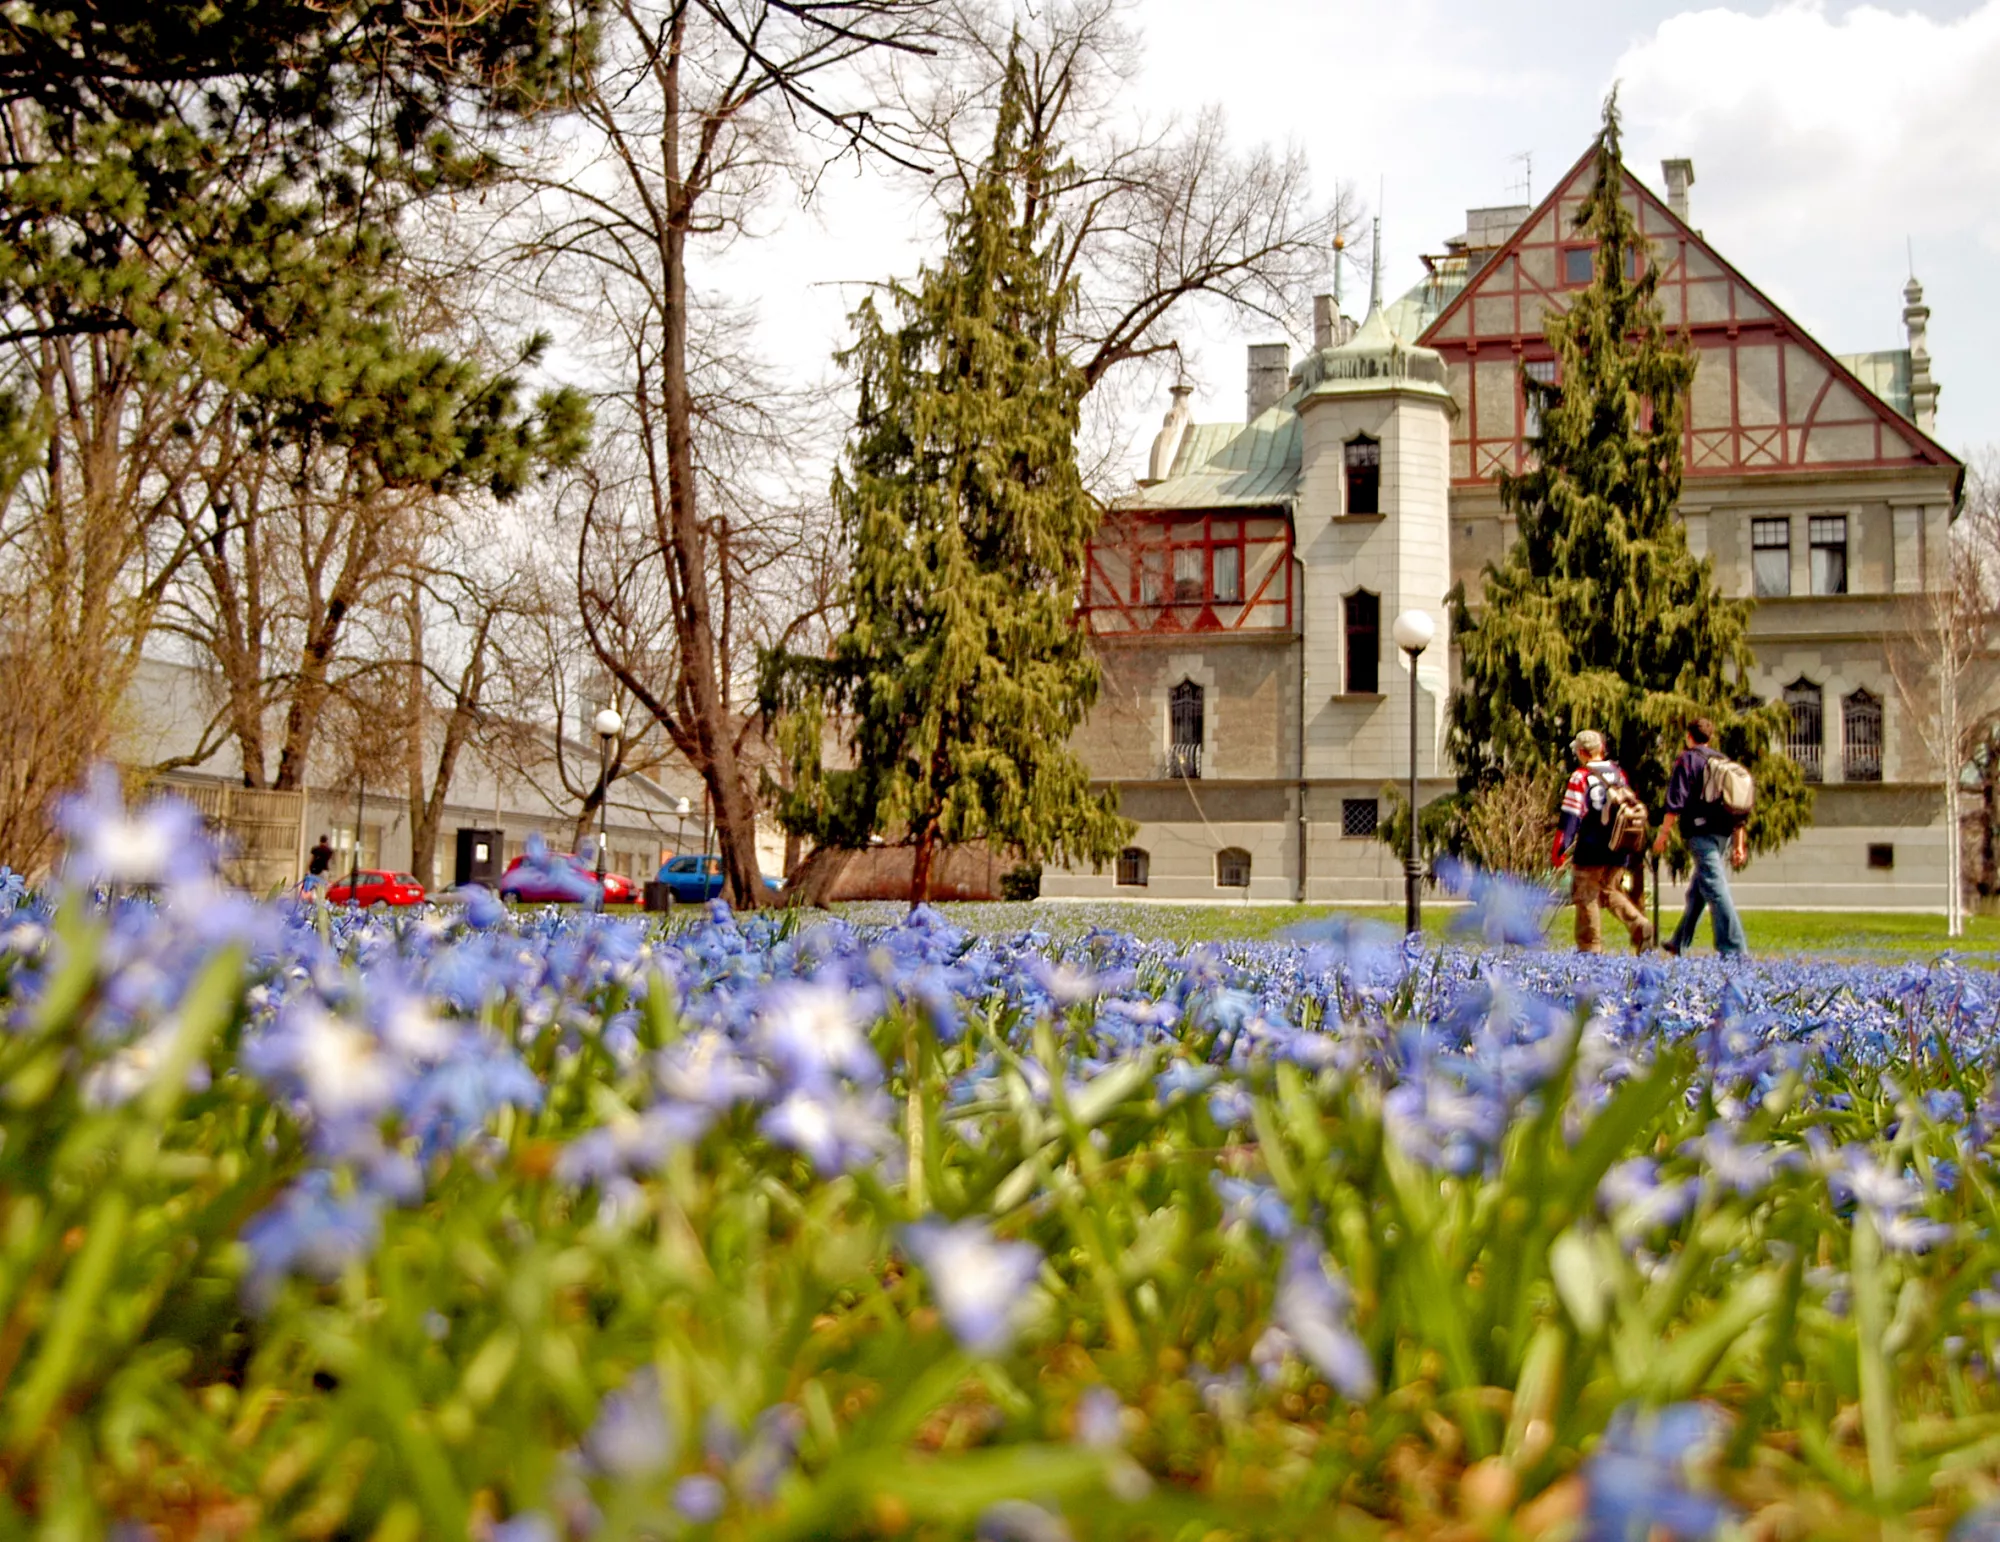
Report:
349,770,364,903
1390,608,1436,937
593,706,623,896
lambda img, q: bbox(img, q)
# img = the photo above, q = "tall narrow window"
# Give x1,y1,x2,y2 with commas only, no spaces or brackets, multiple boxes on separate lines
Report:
1843,689,1883,782
1785,678,1824,783
1138,546,1166,606
1752,518,1791,597
1216,847,1252,889
1212,544,1242,604
1168,679,1203,779
1116,847,1150,887
1810,515,1849,596
1522,359,1559,438
1171,545,1204,604
1343,590,1380,694
1344,435,1380,516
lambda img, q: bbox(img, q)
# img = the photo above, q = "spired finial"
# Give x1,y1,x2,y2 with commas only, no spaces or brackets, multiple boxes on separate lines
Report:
1368,214,1383,314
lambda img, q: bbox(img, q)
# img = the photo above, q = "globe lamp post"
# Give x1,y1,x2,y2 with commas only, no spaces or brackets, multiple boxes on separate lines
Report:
1390,609,1435,937
593,707,623,892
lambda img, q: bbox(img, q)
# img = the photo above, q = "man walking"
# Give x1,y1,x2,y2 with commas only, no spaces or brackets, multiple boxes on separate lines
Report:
1652,718,1749,958
1554,730,1653,954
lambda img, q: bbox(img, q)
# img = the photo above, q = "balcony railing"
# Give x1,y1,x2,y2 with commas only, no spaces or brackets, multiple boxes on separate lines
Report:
1164,742,1202,780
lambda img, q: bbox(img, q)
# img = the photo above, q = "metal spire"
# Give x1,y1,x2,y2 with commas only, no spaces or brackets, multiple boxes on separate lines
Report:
1368,214,1383,314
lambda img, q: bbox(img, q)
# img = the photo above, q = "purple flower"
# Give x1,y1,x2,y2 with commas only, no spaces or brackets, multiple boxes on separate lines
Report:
556,1103,717,1187
903,1218,1043,1356
239,1170,382,1309
584,1367,676,1479
759,1086,896,1175
1273,1244,1376,1401
752,980,882,1089
56,766,223,891
673,1474,726,1521
1582,1403,1735,1541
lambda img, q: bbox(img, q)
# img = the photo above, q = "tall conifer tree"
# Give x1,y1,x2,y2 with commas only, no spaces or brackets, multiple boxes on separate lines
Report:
765,50,1131,904
1448,93,1810,852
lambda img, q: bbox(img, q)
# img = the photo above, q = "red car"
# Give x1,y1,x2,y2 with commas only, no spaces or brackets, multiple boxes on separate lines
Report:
326,869,428,909
497,853,637,906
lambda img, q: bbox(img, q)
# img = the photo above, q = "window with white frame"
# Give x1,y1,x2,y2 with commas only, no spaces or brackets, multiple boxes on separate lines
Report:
1752,518,1790,598
1810,516,1849,596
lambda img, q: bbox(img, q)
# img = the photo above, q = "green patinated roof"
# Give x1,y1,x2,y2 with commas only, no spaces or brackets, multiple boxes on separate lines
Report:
1124,400,1302,511
1836,349,1914,420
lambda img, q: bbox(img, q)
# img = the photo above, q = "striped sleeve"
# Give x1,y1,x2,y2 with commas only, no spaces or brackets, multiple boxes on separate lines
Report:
1560,769,1589,819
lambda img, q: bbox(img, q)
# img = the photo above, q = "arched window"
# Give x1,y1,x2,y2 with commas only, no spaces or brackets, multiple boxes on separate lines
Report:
1343,589,1380,694
1216,847,1252,888
1168,679,1203,779
1116,847,1150,887
1784,678,1824,783
1343,435,1380,516
1843,689,1883,782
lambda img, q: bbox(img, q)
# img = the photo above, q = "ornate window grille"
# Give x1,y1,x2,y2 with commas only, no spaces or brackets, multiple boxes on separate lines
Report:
1215,847,1252,888
1784,678,1824,782
1167,679,1203,779
1342,799,1379,837
1843,688,1883,782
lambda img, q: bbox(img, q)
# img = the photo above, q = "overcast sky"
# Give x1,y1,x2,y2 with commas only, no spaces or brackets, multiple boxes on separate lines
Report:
726,0,1999,481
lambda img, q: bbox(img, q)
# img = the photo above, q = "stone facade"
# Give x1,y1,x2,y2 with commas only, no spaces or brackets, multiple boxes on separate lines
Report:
1046,142,1964,912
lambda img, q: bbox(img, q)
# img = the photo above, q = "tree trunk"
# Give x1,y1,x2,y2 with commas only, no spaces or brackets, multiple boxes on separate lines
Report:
909,820,937,909
657,25,764,909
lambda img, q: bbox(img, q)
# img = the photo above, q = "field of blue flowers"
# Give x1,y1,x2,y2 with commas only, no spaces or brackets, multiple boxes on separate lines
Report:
8,779,2000,1539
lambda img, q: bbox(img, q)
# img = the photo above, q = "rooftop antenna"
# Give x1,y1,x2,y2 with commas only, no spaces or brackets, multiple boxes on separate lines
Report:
1907,235,1915,278
1509,150,1534,204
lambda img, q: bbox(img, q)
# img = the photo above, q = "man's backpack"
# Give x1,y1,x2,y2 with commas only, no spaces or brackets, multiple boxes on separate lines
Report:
1700,753,1756,822
1592,774,1651,855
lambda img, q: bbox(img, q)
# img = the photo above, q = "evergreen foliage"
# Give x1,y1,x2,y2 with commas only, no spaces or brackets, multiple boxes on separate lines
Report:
0,0,590,493
764,53,1132,902
1446,93,1810,854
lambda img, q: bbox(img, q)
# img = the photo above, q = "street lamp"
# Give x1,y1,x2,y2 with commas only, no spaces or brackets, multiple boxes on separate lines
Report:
1390,608,1436,937
593,707,623,893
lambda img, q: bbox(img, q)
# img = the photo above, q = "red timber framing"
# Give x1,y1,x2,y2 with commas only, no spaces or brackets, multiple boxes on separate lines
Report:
1083,511,1293,636
1419,144,1958,488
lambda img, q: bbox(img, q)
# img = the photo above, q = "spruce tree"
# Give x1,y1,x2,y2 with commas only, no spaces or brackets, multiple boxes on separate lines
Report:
1447,92,1810,853
765,51,1132,905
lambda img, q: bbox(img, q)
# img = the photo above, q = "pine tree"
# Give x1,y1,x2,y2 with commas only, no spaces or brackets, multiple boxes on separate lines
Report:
1447,92,1811,853
765,51,1132,904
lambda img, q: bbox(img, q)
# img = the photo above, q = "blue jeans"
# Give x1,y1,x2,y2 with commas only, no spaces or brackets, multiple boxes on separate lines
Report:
1671,832,1747,956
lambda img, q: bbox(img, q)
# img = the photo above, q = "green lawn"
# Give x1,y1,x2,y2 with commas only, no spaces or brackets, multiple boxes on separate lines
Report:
829,897,2000,961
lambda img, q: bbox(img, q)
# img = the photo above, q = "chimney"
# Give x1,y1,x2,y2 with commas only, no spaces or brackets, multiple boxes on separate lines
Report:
1904,275,1940,435
1313,294,1336,350
1662,158,1695,224
1246,342,1289,419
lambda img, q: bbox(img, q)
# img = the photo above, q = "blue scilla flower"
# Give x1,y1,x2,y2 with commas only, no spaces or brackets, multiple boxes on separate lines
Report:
1206,1081,1255,1130
903,1217,1043,1357
1155,1060,1219,1105
555,1102,717,1188
55,764,224,892
457,884,507,930
584,1367,676,1479
758,1085,897,1175
1272,1243,1376,1401
751,979,883,1090
1211,1174,1296,1241
1953,1504,2000,1541
1581,1402,1735,1542
239,1170,383,1310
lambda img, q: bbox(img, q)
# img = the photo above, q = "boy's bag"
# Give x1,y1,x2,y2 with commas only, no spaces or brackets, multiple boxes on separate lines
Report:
1700,753,1756,823
1596,778,1651,855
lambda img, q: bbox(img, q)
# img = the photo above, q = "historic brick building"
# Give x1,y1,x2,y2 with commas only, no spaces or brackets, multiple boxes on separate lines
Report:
1045,142,1964,910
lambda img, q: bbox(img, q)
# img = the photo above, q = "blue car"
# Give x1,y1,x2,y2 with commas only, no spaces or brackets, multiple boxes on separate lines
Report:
652,854,783,905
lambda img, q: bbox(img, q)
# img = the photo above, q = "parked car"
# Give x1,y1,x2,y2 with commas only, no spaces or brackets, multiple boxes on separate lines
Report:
651,854,783,905
497,853,637,906
326,869,428,909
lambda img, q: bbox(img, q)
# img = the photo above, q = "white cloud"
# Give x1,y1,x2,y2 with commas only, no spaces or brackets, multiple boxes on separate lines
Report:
1614,2,2000,448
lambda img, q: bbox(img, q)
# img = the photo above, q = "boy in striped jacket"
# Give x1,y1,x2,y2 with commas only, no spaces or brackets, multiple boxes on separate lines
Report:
1552,730,1655,954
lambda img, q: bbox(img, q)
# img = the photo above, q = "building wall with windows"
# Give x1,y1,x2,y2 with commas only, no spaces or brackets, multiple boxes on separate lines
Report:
1046,140,1963,913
